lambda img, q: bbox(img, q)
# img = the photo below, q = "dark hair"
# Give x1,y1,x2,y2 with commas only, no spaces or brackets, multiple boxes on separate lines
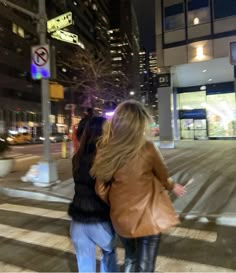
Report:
73,116,106,173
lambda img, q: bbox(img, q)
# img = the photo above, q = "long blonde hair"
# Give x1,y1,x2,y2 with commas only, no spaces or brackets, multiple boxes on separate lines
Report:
90,100,152,182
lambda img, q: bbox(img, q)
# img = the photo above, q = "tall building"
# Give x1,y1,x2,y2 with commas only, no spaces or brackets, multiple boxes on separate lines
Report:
139,50,149,103
0,0,111,135
139,50,158,121
148,52,159,120
155,0,236,141
109,0,140,98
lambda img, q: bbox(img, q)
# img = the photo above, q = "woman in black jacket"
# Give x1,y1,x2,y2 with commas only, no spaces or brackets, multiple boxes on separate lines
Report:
68,116,117,272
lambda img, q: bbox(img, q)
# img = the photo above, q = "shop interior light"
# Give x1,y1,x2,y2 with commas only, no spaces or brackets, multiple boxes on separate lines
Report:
182,105,193,110
202,69,207,73
200,85,206,91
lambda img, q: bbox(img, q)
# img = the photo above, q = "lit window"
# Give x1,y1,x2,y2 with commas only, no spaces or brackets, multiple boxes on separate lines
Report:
12,23,25,38
112,57,122,61
188,0,209,26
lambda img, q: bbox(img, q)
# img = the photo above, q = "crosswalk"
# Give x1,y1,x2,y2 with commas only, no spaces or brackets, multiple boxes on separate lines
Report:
8,153,36,159
0,197,235,272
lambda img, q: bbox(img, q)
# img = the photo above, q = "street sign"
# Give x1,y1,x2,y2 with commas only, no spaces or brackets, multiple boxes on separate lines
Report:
51,30,85,49
47,11,73,33
31,45,50,80
65,104,76,111
230,42,236,65
157,73,171,88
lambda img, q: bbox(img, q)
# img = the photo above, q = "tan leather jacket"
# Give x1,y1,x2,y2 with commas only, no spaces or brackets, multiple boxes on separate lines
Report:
95,141,179,238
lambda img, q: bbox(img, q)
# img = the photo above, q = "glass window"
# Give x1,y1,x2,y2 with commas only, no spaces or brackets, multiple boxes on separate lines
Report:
214,0,236,19
178,91,206,110
164,3,185,31
207,93,236,137
188,0,210,26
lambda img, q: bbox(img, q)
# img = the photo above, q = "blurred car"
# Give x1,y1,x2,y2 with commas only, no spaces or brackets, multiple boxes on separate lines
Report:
7,133,32,145
38,133,68,143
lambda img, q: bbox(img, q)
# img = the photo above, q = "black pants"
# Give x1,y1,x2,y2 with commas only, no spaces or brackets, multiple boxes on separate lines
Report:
120,234,161,272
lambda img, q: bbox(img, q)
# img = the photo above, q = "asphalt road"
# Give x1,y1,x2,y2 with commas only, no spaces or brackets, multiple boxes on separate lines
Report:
0,194,235,272
11,142,71,155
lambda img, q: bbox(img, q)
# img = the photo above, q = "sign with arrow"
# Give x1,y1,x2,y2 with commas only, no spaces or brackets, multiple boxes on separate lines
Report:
47,11,73,33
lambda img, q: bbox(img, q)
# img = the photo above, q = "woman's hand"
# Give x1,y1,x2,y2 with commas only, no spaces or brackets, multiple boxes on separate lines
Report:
172,183,186,197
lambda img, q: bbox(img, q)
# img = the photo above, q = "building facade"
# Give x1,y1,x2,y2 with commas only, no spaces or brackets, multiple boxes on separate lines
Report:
0,0,110,136
156,0,236,140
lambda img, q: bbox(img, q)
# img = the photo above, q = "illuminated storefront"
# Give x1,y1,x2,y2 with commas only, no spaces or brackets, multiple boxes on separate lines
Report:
177,82,236,139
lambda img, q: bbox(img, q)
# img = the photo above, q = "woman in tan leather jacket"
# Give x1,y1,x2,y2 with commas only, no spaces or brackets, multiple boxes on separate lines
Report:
91,100,186,272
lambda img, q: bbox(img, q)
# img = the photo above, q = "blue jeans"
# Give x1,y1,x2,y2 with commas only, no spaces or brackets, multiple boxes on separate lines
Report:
70,220,118,272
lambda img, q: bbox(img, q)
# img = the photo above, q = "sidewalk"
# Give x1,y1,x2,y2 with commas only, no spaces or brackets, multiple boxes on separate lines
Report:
0,157,73,203
1,140,236,225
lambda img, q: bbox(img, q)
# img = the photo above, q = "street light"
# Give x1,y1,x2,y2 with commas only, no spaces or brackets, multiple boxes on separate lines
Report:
130,91,135,96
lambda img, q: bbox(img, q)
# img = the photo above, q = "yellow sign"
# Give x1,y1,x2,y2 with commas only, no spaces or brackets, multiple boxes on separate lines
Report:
47,12,73,33
50,83,64,100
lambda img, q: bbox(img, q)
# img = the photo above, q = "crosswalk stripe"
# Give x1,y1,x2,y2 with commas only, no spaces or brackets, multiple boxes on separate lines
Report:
0,261,37,272
0,204,217,243
9,154,34,159
0,202,231,272
155,256,235,272
0,203,69,220
0,223,74,253
166,227,217,243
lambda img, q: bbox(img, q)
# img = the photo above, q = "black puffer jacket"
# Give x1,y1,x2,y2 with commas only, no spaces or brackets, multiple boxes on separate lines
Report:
68,145,110,223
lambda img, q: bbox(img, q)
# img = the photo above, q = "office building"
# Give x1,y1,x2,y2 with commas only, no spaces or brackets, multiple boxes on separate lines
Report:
155,0,236,140
109,0,140,98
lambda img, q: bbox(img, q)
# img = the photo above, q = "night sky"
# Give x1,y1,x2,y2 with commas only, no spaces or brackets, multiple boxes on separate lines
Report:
133,0,156,52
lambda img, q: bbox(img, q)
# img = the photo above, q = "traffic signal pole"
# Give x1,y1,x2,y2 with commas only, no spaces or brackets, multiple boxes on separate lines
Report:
38,0,51,162
36,0,58,186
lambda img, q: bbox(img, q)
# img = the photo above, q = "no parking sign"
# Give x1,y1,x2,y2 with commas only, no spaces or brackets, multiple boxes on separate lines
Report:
31,45,51,80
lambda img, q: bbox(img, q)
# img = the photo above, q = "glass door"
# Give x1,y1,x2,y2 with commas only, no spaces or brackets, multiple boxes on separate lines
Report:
180,119,208,139
194,119,207,139
180,119,194,139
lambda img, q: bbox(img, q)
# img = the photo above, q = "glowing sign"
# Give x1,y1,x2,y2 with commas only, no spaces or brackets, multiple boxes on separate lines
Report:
31,45,50,80
51,30,85,49
105,111,114,117
47,12,73,33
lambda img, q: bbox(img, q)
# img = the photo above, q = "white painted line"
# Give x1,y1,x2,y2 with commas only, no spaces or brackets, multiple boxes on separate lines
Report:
0,261,37,272
155,256,235,272
0,203,69,220
0,223,74,253
165,227,217,243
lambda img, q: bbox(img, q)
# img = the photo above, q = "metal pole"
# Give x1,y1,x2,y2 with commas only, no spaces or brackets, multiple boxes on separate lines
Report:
38,0,51,161
0,0,38,18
